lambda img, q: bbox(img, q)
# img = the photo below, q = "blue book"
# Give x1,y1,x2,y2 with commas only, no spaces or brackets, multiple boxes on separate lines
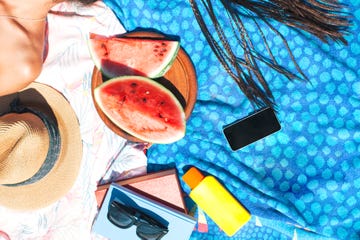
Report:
92,183,196,240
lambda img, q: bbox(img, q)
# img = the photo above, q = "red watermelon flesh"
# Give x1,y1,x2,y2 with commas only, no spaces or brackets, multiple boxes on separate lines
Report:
89,33,180,78
94,76,186,144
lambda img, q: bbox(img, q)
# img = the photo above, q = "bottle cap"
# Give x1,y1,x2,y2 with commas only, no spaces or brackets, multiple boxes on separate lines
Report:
182,167,205,190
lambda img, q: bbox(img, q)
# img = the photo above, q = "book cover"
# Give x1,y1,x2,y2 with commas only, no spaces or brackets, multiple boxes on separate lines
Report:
95,169,187,213
92,184,196,240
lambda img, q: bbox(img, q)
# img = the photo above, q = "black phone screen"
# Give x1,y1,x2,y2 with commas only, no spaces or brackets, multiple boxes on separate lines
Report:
223,107,281,151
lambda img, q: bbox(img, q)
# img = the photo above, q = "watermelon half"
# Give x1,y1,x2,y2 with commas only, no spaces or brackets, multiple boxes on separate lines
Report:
94,76,186,144
88,33,180,78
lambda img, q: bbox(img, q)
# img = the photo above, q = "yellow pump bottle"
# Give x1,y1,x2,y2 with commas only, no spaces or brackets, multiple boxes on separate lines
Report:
182,167,251,237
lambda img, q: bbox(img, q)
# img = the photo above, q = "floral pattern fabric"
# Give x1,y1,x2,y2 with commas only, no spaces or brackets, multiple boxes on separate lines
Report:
0,2,147,239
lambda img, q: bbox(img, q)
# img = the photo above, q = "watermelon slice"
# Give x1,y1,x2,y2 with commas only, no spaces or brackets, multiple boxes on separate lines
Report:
88,33,180,78
94,76,186,144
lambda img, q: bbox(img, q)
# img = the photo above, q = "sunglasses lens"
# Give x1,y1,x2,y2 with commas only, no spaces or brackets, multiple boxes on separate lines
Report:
136,223,168,240
108,202,134,228
108,201,168,239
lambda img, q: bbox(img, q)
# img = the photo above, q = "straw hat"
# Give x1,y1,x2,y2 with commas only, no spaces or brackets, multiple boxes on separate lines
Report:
0,82,82,210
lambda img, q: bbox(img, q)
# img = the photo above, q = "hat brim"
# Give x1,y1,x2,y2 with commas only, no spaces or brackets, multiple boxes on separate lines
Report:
0,82,82,210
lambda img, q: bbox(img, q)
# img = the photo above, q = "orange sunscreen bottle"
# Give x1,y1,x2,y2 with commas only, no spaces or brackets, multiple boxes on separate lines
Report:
182,167,251,236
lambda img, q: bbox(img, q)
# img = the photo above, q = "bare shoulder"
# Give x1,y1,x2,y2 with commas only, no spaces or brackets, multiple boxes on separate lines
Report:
0,31,43,96
0,20,46,97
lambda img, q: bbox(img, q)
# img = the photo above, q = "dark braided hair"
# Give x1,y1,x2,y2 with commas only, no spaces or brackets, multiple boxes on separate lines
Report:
189,0,351,107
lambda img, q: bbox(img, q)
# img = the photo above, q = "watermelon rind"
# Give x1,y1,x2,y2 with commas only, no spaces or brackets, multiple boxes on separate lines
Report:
88,33,180,79
150,40,179,78
94,75,186,144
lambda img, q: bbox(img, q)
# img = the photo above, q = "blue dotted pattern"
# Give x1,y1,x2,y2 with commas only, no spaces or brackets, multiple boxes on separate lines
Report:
104,0,360,239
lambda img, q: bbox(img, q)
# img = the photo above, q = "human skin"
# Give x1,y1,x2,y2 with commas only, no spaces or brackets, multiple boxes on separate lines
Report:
0,0,96,96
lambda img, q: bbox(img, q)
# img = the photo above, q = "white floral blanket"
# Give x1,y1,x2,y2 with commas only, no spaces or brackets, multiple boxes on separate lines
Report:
0,2,147,239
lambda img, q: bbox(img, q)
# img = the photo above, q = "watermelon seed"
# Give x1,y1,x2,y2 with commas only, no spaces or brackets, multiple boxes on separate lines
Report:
157,113,169,122
120,95,126,104
131,82,138,87
145,91,150,94
142,98,147,103
101,43,109,57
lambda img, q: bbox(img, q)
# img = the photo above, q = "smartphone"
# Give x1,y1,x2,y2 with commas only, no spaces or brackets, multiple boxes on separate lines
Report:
223,106,281,151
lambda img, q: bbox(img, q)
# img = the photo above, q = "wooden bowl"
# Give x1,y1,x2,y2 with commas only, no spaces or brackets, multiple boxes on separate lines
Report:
91,31,197,143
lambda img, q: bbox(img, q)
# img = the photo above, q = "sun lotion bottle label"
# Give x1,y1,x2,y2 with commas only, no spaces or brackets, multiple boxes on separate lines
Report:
182,167,251,237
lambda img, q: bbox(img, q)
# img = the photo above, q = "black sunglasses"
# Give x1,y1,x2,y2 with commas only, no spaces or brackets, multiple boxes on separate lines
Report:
107,200,169,240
